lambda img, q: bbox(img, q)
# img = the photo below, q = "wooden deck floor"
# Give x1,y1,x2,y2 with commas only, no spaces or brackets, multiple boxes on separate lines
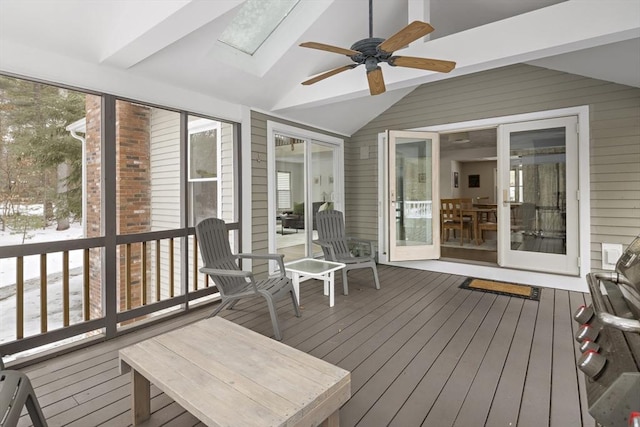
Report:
13,265,594,427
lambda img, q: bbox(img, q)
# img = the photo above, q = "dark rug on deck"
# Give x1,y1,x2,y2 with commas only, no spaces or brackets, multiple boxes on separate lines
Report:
460,277,541,301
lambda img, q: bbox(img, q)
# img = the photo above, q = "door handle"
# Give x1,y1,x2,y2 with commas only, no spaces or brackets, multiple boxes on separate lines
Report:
390,190,396,204
502,189,515,206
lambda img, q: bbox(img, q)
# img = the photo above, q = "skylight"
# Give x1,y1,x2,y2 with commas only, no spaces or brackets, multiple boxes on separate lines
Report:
218,0,300,55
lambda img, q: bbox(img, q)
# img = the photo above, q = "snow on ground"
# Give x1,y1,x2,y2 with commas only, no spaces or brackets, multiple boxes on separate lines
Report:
1,221,85,344
1,221,84,288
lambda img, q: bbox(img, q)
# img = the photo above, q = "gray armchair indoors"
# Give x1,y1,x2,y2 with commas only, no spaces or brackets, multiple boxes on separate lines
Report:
195,218,300,341
314,210,381,295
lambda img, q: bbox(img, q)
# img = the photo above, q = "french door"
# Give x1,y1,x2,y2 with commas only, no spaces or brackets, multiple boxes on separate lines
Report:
387,130,440,261
497,116,579,275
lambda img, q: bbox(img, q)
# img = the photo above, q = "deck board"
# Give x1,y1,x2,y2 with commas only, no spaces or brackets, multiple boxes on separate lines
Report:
452,297,536,426
388,292,497,426
550,290,583,427
11,265,594,427
483,298,536,426
425,296,516,427
517,285,555,427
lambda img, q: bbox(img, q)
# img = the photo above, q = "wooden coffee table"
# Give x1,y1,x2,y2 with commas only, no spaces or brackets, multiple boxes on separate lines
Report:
119,317,350,426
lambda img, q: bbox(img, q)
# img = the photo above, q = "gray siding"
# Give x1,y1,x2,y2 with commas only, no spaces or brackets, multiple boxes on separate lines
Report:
346,64,640,270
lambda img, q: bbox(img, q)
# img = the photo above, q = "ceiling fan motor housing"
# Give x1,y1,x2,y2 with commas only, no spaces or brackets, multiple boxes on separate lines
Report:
350,37,392,70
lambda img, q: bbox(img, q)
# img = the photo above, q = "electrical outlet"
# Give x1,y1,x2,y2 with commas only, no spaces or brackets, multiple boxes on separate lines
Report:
601,243,623,270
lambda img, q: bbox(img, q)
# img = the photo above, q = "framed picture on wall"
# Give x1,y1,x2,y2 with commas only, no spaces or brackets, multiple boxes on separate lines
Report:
453,172,459,188
469,174,480,188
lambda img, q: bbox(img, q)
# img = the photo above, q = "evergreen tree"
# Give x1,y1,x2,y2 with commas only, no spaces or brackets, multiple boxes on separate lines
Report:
0,75,85,231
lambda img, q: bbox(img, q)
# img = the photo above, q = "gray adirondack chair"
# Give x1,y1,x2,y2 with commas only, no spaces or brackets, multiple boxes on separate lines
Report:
314,210,380,295
0,359,48,427
195,218,300,341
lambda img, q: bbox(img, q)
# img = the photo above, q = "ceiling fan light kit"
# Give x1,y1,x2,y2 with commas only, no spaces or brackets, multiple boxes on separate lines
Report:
299,0,456,96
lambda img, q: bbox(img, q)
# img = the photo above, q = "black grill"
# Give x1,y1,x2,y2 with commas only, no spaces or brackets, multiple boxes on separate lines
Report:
576,237,640,427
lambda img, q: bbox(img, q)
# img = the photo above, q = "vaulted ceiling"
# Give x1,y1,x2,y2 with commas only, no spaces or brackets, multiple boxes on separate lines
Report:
0,0,638,135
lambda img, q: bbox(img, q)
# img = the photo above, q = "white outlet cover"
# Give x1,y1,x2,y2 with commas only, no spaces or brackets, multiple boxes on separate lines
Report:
601,243,623,270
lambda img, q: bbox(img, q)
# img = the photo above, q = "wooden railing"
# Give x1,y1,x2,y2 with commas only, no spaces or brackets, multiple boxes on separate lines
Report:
0,228,228,359
404,200,433,219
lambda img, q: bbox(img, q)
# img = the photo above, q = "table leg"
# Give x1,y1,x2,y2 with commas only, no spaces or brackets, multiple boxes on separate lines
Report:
474,213,481,245
131,370,150,425
292,272,301,304
328,271,334,307
320,409,340,427
323,275,329,296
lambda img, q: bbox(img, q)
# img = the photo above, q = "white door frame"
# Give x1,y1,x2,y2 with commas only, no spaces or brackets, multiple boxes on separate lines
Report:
377,106,590,292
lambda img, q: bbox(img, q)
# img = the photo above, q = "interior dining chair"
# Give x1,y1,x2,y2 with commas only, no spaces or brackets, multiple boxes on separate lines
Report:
441,198,471,245
478,220,498,243
195,217,300,341
315,210,380,295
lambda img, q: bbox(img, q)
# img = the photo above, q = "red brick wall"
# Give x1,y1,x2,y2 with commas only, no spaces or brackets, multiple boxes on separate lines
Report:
85,98,152,317
115,101,151,310
85,95,103,319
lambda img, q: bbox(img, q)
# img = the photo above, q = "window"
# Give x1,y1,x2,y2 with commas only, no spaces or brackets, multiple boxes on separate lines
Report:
0,73,241,356
509,166,524,202
218,0,300,55
277,171,291,210
188,118,221,224
0,75,97,243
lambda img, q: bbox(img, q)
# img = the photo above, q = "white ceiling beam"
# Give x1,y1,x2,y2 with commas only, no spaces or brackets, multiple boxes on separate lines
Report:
100,0,244,69
273,0,640,111
408,0,430,24
408,0,431,41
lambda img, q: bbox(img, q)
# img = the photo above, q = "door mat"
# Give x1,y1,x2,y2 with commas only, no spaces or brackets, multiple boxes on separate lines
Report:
460,277,541,301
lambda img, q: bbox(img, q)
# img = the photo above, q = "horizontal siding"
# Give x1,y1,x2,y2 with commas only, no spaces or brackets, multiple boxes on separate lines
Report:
346,63,640,271
150,109,181,232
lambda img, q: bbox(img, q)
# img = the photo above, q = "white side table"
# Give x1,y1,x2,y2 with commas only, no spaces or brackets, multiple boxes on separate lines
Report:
285,258,346,307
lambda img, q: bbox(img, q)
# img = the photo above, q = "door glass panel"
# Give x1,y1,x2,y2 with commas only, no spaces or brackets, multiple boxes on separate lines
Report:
310,142,336,257
273,135,338,263
509,127,566,255
395,137,433,247
275,135,305,261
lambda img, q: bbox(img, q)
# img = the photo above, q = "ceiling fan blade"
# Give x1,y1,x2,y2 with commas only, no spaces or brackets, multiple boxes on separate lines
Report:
299,42,360,56
378,21,434,53
367,67,386,96
302,64,358,86
388,56,456,73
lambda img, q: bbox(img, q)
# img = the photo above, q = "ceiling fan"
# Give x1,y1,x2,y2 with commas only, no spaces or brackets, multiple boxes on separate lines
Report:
299,0,456,96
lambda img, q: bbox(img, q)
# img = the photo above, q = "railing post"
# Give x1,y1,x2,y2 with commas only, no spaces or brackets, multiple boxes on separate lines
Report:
63,250,70,327
83,248,90,321
142,241,147,305
17,257,24,340
40,254,47,334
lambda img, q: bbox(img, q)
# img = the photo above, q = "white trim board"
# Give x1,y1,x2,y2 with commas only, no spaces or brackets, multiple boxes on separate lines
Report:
388,259,587,293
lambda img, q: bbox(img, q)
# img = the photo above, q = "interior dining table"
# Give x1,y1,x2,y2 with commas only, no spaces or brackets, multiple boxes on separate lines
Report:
461,206,497,245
